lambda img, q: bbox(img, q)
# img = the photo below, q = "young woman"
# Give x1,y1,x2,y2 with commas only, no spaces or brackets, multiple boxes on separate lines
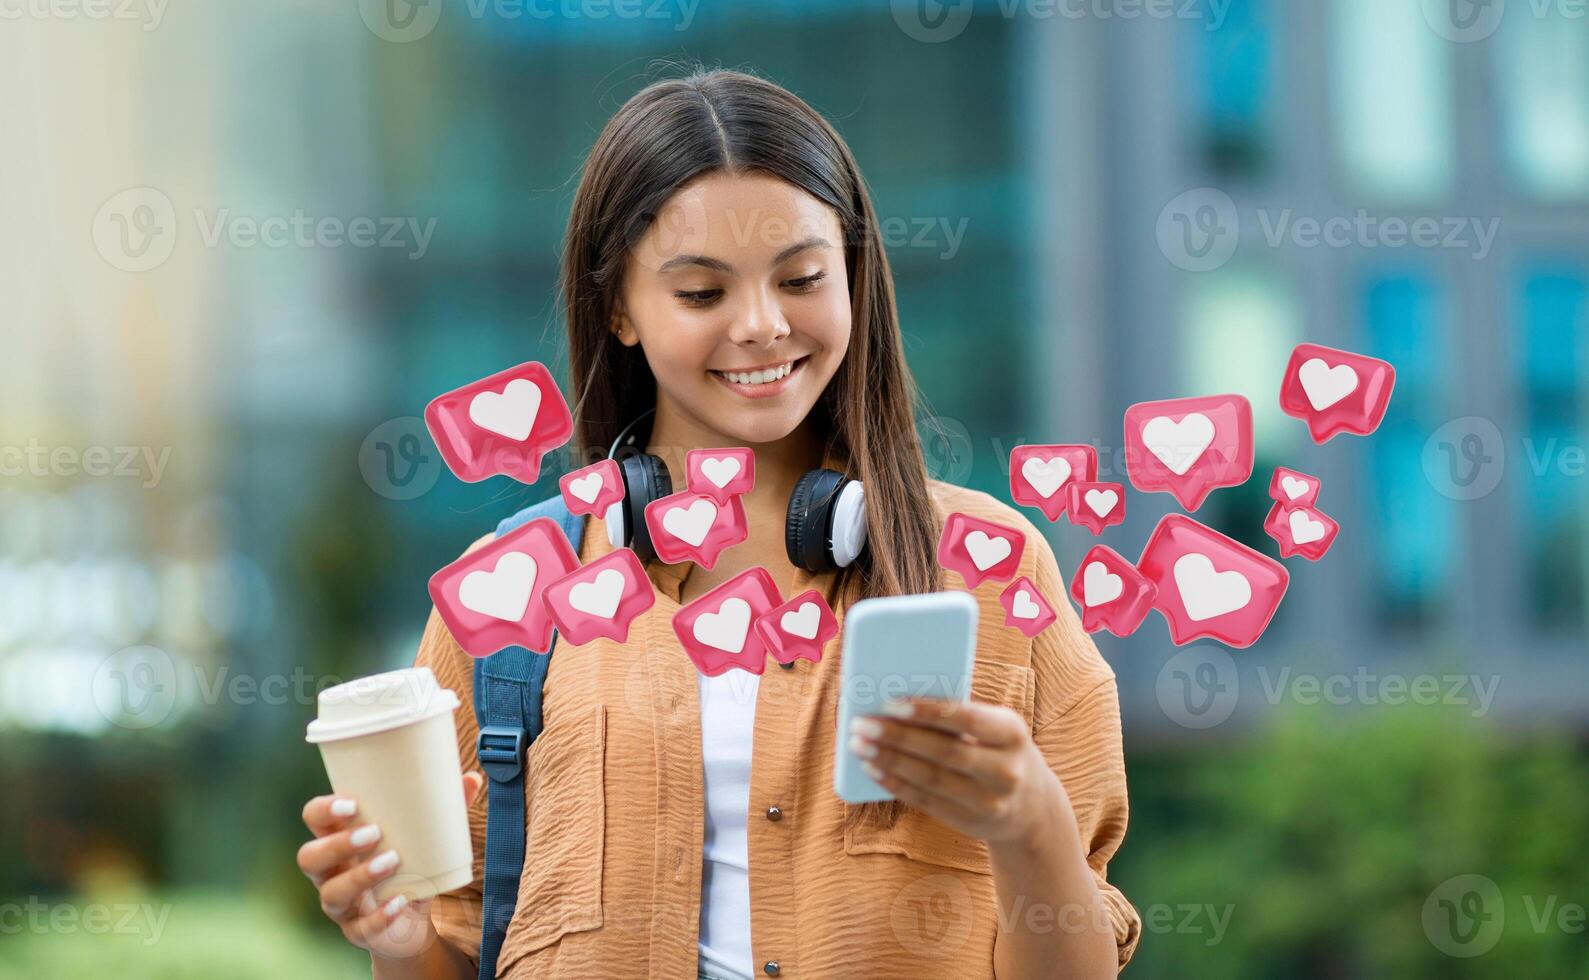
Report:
296,69,1139,979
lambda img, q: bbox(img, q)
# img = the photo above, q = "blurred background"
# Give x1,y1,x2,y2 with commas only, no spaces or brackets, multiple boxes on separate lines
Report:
3,0,1587,976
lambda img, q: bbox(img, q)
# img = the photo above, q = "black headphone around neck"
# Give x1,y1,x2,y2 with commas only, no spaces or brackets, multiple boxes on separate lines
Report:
601,408,868,572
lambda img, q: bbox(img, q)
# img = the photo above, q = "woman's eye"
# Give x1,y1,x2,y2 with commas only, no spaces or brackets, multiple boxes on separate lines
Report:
673,288,723,306
784,271,827,291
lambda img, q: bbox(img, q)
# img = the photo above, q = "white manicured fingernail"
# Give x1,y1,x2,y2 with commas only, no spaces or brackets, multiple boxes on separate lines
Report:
384,895,408,918
862,761,884,780
369,850,400,876
879,700,914,719
330,798,357,818
847,733,877,759
849,717,882,739
350,825,382,848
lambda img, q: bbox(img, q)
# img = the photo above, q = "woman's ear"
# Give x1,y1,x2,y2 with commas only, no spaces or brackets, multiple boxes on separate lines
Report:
610,298,639,347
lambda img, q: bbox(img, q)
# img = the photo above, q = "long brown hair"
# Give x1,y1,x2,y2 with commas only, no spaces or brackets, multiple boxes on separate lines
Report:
561,68,943,606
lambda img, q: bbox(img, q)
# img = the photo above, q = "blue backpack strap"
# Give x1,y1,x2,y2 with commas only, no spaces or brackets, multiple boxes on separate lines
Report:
473,494,585,980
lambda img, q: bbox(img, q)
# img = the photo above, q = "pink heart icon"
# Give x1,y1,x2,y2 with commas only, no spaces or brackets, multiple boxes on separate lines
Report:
428,516,581,657
424,361,574,484
1136,514,1289,648
1123,395,1254,512
1278,343,1395,443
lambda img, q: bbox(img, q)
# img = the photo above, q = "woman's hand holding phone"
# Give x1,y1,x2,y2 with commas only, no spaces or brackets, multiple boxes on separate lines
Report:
846,698,1070,848
295,771,484,972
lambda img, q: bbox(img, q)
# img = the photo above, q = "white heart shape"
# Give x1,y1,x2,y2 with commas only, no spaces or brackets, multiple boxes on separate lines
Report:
700,456,742,489
1281,476,1309,500
1172,552,1251,622
1082,561,1123,607
1020,456,1072,499
468,378,541,441
457,551,537,622
1141,413,1215,476
1288,509,1326,545
1011,589,1041,620
1298,358,1358,411
780,601,820,639
567,567,625,619
964,530,1012,571
1084,489,1119,517
694,597,751,653
568,473,603,504
662,498,717,547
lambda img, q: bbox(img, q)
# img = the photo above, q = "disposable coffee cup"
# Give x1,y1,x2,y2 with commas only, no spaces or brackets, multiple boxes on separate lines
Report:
306,667,473,902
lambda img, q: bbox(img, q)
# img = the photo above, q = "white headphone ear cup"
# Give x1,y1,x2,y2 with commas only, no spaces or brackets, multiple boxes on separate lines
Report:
828,481,867,568
604,500,626,550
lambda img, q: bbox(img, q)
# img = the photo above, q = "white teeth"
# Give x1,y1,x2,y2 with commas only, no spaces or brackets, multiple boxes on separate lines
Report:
719,362,793,386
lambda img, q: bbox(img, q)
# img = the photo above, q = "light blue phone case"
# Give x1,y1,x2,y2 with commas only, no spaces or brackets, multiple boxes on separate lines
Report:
834,590,980,803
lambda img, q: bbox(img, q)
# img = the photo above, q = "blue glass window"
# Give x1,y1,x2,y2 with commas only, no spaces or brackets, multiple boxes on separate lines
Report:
1364,272,1453,628
1188,0,1270,176
1517,264,1587,628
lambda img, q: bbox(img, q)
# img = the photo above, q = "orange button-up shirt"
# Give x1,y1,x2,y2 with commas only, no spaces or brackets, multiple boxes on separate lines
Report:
418,477,1140,978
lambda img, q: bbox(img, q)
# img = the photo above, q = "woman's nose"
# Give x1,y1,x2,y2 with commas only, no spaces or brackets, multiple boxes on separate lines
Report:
728,289,791,346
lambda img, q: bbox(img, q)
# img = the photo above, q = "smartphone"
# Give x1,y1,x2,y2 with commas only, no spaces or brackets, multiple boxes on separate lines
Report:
833,590,979,803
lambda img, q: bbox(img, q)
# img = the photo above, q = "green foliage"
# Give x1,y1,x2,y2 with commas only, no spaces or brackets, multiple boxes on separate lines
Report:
1113,707,1589,978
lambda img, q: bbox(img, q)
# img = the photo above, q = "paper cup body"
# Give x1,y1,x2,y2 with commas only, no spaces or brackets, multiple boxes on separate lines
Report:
307,668,473,902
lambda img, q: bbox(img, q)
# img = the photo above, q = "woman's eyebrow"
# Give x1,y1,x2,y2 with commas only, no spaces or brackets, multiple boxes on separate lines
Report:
654,236,832,274
773,236,831,263
657,254,734,274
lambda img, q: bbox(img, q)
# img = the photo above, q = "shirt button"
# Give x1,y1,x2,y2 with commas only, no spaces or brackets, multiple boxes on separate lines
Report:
765,805,783,822
763,961,780,976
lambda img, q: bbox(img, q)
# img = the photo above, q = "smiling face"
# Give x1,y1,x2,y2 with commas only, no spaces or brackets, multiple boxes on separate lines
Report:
612,170,852,447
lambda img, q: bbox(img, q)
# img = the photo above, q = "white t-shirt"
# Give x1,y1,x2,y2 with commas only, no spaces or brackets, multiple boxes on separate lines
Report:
696,668,760,980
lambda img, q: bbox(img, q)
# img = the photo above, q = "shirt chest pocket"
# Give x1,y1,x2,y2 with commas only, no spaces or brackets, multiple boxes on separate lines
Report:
500,703,607,962
842,658,1035,874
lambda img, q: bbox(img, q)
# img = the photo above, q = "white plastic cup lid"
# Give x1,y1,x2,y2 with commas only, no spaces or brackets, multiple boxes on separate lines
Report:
305,666,460,743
